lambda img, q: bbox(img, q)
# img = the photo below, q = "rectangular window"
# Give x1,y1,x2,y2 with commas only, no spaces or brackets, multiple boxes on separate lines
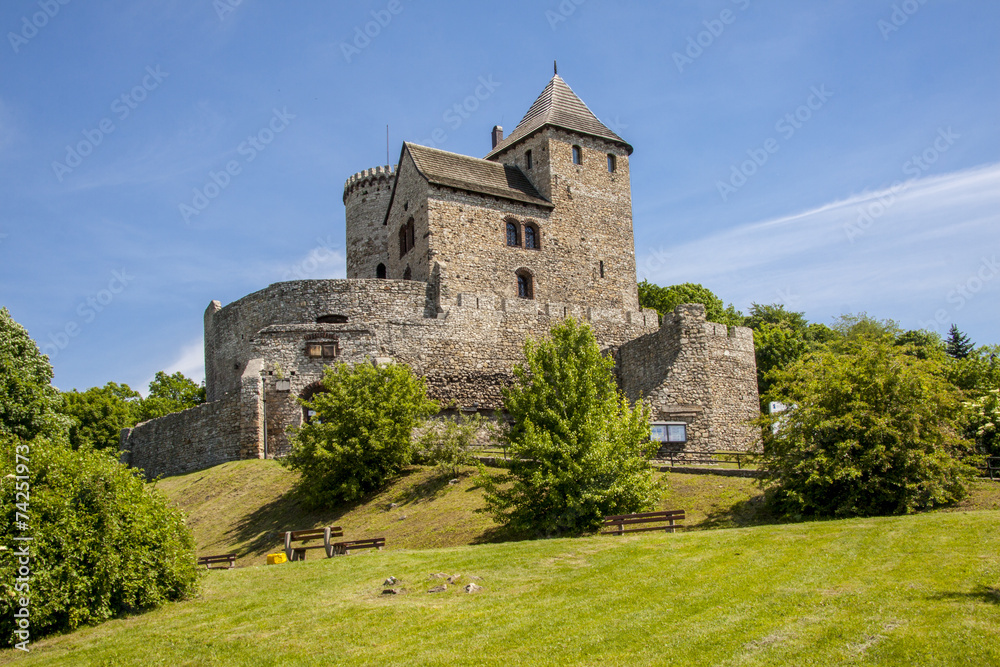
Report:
572,145,582,165
607,153,616,172
651,422,687,443
526,150,532,169
306,344,323,358
599,260,605,278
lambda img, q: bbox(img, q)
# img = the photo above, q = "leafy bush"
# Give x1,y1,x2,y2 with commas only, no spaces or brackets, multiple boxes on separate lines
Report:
0,436,198,647
481,319,657,535
283,361,438,507
759,339,978,517
416,413,486,477
134,371,206,422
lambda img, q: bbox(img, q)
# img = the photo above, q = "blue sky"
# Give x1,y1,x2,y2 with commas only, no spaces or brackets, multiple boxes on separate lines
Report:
1,0,997,393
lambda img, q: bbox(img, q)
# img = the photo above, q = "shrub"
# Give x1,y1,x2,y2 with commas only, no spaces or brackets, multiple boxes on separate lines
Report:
283,360,438,507
0,307,63,441
0,436,198,647
759,339,978,517
481,319,657,535
416,413,486,477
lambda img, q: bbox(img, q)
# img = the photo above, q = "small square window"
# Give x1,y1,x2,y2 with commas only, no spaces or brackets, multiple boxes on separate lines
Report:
322,344,339,358
306,344,323,358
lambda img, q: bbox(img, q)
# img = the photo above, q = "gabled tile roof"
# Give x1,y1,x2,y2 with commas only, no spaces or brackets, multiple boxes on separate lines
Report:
485,74,632,159
404,142,552,208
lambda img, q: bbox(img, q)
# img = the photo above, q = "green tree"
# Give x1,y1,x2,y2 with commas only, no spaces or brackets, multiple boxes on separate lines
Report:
283,360,439,507
895,329,945,361
638,281,743,326
59,382,142,450
0,307,63,440
759,338,977,517
135,371,206,422
946,325,975,360
0,436,198,647
964,389,999,457
481,319,657,535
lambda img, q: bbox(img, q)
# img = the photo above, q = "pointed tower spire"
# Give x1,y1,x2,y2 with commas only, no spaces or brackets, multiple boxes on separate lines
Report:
485,72,632,158
553,59,557,75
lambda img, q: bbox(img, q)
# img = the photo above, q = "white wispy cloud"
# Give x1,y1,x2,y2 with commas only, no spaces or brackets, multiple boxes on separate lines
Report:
140,338,205,394
638,162,1000,334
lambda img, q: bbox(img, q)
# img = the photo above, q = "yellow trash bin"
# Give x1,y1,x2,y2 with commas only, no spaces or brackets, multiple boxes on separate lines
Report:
267,553,287,565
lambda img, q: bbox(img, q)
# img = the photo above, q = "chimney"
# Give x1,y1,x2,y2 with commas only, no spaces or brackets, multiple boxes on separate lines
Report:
491,125,503,149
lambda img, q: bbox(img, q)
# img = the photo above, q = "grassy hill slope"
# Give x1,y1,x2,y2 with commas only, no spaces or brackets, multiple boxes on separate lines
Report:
4,510,998,666
151,459,1000,568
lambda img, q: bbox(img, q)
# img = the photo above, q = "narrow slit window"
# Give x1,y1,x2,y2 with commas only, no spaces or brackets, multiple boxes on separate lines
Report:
607,154,616,172
599,260,605,278
526,150,533,169
572,145,582,165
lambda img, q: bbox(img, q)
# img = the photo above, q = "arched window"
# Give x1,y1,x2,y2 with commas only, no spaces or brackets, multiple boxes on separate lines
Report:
572,145,582,165
300,381,327,424
516,269,533,300
403,265,411,280
524,223,539,250
607,153,616,172
376,263,386,279
506,220,520,247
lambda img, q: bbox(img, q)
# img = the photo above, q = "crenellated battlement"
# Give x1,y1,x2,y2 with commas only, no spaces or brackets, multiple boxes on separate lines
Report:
342,164,397,203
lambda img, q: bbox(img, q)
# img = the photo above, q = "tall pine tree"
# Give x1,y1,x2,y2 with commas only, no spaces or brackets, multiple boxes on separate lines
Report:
945,324,975,359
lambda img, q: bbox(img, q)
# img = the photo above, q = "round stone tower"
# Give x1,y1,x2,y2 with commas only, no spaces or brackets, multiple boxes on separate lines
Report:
343,164,396,280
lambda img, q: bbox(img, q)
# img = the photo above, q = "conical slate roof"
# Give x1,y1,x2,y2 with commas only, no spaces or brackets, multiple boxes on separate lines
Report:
485,74,632,158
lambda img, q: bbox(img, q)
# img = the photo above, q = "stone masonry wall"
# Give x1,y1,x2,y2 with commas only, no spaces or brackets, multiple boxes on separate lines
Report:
618,304,759,453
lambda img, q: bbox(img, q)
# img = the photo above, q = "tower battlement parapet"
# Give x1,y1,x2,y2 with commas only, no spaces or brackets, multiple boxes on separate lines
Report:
342,164,397,203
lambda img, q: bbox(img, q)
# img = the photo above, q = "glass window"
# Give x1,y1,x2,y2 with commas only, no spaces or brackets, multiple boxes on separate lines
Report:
526,150,532,169
517,272,533,299
607,154,616,172
651,422,687,443
506,221,519,247
525,225,537,249
572,145,582,165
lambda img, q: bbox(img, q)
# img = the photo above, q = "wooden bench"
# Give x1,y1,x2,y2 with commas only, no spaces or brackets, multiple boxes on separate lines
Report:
331,537,385,555
284,526,343,561
197,553,236,570
601,509,685,535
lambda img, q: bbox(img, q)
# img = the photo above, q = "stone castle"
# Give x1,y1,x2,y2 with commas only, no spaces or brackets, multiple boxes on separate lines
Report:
121,72,760,479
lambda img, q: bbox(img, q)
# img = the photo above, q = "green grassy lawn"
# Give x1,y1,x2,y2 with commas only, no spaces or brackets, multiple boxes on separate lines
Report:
150,459,1000,568
3,510,998,666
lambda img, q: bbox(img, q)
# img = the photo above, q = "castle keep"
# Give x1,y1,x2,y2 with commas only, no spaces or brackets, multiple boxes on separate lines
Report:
121,73,760,479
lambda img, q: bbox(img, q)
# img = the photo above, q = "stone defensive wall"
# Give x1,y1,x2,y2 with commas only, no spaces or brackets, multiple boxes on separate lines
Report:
126,277,660,478
617,304,759,453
